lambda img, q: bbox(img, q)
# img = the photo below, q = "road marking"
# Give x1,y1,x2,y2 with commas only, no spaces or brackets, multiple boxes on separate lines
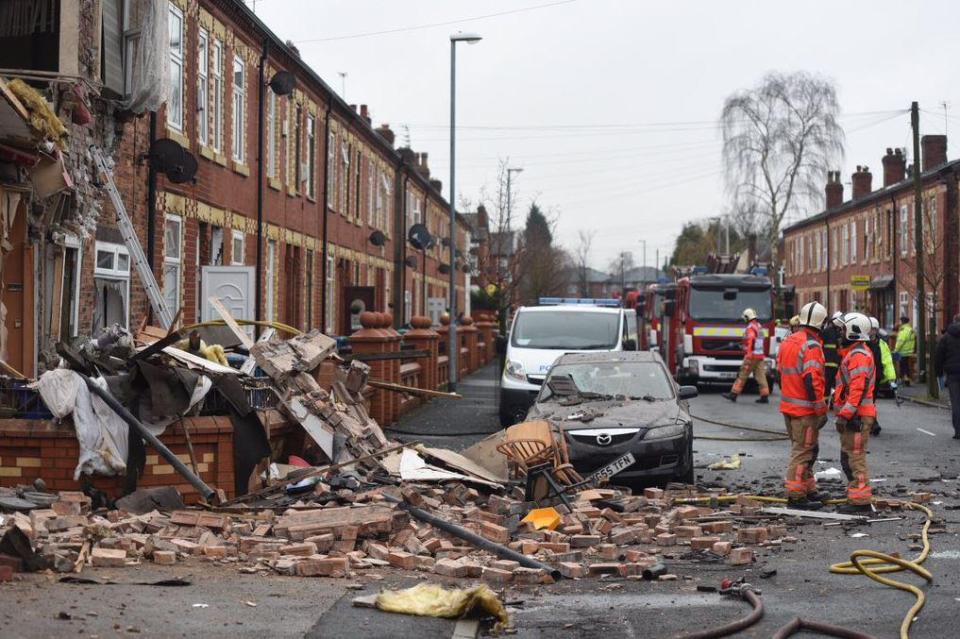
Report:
917,428,937,437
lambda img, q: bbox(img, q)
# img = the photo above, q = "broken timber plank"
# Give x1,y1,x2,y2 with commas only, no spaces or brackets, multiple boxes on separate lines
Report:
208,296,254,349
761,506,867,521
240,327,275,375
368,379,462,400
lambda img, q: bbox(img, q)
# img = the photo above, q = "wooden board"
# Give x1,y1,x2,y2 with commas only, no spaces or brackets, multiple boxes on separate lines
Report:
208,295,254,349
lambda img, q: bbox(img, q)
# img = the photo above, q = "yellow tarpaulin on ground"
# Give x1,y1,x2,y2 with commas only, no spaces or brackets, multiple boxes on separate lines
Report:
375,583,509,628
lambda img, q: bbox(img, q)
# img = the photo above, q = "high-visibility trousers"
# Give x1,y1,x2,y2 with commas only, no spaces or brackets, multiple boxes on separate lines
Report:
784,413,826,499
732,358,769,396
838,416,873,505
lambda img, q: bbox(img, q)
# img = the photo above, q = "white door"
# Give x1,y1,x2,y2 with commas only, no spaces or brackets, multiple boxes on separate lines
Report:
201,266,255,335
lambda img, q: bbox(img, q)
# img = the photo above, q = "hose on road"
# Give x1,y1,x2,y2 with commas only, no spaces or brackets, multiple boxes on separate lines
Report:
674,587,764,639
690,412,789,439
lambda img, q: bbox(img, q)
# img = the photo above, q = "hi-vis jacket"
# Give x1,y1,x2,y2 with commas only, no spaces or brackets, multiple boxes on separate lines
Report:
743,319,765,361
833,343,877,419
777,328,826,417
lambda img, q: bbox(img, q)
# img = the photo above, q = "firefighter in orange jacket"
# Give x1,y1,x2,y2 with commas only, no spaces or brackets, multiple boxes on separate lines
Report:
723,308,770,404
777,301,828,508
833,312,877,513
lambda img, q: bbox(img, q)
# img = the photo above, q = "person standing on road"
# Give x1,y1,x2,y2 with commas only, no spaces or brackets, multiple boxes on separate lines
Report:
894,315,916,385
821,312,844,397
777,301,828,508
723,308,770,404
833,312,877,513
866,317,897,436
934,313,960,440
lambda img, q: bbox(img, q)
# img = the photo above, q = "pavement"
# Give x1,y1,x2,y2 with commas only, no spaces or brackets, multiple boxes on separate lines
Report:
3,366,960,638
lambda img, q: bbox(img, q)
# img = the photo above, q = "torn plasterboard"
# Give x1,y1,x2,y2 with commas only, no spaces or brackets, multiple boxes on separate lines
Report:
398,449,502,488
158,345,240,375
418,446,508,484
284,395,335,459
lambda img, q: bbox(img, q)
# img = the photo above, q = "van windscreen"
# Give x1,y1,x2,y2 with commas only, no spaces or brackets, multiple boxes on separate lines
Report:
511,311,620,350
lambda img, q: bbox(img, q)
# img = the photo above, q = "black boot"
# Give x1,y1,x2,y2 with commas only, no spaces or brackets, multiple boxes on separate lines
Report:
722,392,737,402
870,423,881,436
755,396,769,404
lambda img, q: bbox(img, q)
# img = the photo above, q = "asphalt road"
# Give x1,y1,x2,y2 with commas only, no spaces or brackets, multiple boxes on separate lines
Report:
3,367,959,638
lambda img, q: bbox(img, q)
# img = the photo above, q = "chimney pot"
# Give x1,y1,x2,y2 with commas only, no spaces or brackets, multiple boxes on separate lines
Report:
375,123,395,147
882,145,907,186
921,134,948,171
851,165,873,199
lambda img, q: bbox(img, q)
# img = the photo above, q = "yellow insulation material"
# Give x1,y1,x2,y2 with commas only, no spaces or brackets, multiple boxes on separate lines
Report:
7,79,68,148
375,583,509,629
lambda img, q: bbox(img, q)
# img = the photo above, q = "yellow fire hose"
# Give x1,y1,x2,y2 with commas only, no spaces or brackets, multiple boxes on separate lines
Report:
675,494,934,638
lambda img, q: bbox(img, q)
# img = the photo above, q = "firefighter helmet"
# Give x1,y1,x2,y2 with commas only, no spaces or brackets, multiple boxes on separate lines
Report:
798,302,827,329
842,312,872,342
868,316,880,331
741,308,758,321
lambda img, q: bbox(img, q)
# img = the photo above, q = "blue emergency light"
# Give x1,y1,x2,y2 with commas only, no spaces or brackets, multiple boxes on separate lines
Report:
538,297,621,307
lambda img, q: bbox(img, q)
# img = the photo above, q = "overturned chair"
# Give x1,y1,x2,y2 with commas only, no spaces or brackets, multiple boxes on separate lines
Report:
496,420,583,510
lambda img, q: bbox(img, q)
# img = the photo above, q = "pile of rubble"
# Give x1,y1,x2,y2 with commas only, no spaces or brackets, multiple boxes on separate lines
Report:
1,480,813,585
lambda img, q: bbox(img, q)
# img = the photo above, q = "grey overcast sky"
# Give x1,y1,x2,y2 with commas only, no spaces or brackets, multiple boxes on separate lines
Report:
255,0,960,270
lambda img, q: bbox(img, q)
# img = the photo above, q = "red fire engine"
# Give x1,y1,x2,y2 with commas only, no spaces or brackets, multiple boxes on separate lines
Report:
649,273,776,386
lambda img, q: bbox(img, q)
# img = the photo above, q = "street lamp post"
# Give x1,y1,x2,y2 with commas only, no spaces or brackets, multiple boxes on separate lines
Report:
448,31,482,392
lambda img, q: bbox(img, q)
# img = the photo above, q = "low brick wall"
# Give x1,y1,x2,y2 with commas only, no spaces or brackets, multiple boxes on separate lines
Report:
0,416,295,504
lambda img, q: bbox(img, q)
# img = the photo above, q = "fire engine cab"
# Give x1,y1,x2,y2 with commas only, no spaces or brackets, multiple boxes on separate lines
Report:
657,273,776,386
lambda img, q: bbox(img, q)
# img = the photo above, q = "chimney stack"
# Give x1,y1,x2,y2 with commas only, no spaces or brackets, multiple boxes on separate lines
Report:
417,152,430,179
376,123,395,147
429,178,443,192
398,147,417,166
851,165,872,199
360,104,371,124
921,134,947,171
882,148,906,187
825,170,843,209
349,104,357,114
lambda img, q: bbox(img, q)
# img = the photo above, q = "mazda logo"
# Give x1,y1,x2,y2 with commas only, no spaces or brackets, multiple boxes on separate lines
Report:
596,433,612,446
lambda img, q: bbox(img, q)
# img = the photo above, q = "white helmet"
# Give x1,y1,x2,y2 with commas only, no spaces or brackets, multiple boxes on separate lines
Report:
797,302,827,328
829,311,845,328
842,312,871,342
742,308,758,321
868,316,880,331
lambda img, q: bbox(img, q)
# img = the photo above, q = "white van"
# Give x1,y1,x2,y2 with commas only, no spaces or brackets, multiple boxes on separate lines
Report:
499,299,630,426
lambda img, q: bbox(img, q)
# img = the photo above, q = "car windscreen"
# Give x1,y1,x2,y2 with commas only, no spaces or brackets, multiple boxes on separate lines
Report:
541,361,674,401
689,287,772,321
510,310,621,350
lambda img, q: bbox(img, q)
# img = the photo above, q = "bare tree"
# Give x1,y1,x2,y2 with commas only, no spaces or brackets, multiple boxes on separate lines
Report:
573,230,595,296
720,71,844,267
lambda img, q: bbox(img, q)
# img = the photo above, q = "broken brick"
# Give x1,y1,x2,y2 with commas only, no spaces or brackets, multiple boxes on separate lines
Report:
727,547,754,566
296,557,349,577
558,562,586,578
482,567,512,585
737,527,768,544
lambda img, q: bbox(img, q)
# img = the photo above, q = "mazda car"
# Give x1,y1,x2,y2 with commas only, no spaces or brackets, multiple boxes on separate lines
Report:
525,351,697,485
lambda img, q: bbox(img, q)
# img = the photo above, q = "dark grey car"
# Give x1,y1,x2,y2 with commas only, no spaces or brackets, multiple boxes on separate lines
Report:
525,351,697,485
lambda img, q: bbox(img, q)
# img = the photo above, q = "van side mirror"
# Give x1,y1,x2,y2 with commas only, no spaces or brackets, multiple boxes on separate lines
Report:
677,385,698,400
495,335,507,355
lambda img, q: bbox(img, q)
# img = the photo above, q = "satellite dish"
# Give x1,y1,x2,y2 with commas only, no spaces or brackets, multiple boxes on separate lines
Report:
408,223,432,251
148,138,197,184
269,70,296,96
404,255,418,268
368,230,386,246
438,263,451,275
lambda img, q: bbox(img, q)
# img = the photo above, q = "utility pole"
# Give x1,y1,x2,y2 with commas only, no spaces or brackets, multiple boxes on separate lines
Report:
911,101,932,395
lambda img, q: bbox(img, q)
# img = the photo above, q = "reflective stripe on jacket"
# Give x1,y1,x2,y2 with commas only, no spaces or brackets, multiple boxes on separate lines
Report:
833,343,877,419
777,328,826,417
894,324,916,356
743,319,765,360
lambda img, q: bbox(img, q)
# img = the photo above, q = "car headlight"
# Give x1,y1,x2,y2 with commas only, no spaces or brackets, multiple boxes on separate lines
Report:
687,358,699,375
504,359,526,382
644,423,687,440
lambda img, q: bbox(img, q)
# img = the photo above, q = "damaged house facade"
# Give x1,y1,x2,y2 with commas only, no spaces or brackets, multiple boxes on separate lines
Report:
0,0,493,502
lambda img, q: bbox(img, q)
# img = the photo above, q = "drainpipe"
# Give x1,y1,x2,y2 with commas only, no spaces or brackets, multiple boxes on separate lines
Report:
890,194,898,324
319,99,332,332
393,168,409,328
255,39,268,337
421,190,428,319
825,217,831,306
146,112,157,269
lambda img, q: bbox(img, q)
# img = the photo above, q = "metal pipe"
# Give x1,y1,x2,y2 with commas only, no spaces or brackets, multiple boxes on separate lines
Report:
319,99,333,332
384,494,562,581
78,373,217,502
447,39,458,390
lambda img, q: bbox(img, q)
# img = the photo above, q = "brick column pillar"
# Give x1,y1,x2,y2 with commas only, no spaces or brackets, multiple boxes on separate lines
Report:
475,311,496,365
460,316,479,373
404,315,439,394
350,311,396,426
380,312,403,425
437,315,450,390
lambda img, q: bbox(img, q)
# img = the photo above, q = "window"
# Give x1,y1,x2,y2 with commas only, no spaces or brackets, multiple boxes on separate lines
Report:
367,161,376,225
294,105,302,189
899,291,909,319
93,242,131,332
121,0,142,97
231,230,245,265
267,91,277,178
232,56,245,163
378,172,390,231
197,29,208,145
899,205,910,256
355,149,362,220
325,253,336,333
60,237,82,339
167,4,184,131
305,249,314,327
820,229,827,271
327,130,336,207
211,39,223,152
163,215,183,316
849,220,857,264
266,240,276,321
339,141,350,212
926,196,936,254
797,234,804,274
840,224,849,266
306,114,316,198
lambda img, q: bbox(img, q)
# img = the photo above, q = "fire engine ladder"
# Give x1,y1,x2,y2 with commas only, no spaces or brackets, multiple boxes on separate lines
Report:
91,147,175,329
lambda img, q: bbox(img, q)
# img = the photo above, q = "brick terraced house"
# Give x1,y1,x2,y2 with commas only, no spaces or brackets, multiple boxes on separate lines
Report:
782,136,959,331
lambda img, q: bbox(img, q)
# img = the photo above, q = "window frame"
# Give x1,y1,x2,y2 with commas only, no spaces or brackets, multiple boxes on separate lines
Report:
163,214,183,316
93,241,131,330
232,55,246,163
211,38,224,153
167,3,185,132
306,113,316,198
197,28,209,146
231,229,245,265
267,90,277,178
899,205,910,257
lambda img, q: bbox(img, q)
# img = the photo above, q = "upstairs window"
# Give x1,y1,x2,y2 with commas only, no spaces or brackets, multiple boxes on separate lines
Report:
197,29,208,145
232,56,245,163
306,114,316,198
211,38,223,152
167,4,184,131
